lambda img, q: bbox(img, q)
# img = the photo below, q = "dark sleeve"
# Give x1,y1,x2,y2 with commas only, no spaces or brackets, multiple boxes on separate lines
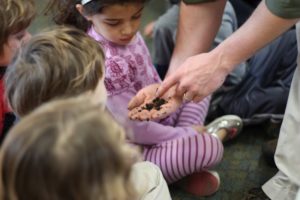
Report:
265,0,300,18
0,113,16,145
182,0,216,4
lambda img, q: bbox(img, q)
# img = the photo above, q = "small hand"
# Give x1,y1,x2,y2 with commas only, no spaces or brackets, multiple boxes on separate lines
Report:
191,125,207,134
143,21,156,38
128,83,182,120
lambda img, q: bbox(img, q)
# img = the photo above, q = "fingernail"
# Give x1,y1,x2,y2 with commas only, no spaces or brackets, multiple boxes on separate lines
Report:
155,88,160,97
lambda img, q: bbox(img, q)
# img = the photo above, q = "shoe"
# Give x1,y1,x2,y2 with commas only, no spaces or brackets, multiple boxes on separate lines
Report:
178,170,220,196
206,115,243,142
262,138,278,168
265,117,282,138
244,187,270,200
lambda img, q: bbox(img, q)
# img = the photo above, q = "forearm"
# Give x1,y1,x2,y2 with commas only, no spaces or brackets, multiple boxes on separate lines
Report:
214,1,298,73
167,0,227,75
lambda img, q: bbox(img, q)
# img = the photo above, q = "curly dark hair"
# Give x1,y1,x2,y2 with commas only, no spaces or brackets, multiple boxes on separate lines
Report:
45,0,149,32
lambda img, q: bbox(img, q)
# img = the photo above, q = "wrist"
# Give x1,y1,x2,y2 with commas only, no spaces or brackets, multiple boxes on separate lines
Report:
211,44,236,76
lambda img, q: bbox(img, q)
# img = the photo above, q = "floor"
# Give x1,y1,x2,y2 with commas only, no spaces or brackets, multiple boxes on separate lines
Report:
170,124,278,200
30,1,278,199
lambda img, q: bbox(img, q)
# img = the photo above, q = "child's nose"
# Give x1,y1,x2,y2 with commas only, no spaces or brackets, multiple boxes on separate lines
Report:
23,31,32,44
121,24,134,35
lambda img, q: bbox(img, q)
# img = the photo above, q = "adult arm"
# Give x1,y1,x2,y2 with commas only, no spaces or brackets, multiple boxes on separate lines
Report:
158,1,298,101
167,0,227,76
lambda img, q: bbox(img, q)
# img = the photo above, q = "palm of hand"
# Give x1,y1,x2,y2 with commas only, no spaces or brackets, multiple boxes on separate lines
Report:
128,83,182,120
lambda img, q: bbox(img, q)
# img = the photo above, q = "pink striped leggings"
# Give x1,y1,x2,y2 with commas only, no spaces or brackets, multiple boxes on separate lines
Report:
143,133,223,183
143,96,224,183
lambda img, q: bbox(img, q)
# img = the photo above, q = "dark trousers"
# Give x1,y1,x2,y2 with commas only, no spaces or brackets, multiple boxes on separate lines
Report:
209,30,297,123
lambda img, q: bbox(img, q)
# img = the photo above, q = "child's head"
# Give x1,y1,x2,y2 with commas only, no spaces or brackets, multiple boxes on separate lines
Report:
0,96,137,200
47,0,149,45
0,0,35,66
5,26,106,117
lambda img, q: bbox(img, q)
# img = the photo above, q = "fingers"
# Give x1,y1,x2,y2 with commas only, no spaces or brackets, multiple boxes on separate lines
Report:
129,97,179,121
182,92,194,103
192,125,207,133
128,106,152,121
183,90,204,103
150,105,173,120
151,98,179,119
128,92,146,110
137,109,152,121
143,21,155,38
192,95,203,103
128,107,141,120
156,73,181,97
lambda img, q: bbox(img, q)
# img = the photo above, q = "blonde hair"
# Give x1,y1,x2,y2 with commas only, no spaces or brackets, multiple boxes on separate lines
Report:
0,96,138,200
5,25,105,117
0,0,35,55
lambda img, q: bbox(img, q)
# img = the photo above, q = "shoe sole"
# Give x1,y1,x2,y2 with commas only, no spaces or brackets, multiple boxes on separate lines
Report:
183,170,220,196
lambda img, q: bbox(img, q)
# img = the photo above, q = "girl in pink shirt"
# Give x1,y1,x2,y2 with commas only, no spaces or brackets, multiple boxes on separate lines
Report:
47,0,242,196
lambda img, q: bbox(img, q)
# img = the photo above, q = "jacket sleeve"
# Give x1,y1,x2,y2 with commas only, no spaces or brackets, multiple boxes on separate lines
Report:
127,119,198,145
265,0,300,19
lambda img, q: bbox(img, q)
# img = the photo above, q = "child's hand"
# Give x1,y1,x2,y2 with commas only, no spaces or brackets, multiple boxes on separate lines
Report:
192,125,207,134
143,21,155,38
128,83,182,120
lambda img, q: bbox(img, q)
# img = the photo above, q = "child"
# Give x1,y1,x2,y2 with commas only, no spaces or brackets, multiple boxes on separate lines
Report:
0,96,139,200
5,26,171,200
46,0,242,196
0,0,35,143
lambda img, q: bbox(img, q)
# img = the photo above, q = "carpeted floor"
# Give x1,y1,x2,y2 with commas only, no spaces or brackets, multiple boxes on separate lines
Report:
170,124,278,200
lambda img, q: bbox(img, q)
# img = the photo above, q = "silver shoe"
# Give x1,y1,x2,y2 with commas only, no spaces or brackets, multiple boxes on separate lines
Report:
206,115,243,142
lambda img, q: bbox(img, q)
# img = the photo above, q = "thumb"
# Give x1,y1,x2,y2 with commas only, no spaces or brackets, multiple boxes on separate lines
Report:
128,92,146,110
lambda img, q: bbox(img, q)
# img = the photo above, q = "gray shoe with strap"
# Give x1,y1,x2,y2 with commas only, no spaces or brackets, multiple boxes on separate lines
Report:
206,115,243,142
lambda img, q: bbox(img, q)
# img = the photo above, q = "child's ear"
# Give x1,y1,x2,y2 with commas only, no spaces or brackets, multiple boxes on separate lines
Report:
75,4,92,21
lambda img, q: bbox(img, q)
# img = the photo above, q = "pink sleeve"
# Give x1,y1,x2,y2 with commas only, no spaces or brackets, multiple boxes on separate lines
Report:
128,120,199,145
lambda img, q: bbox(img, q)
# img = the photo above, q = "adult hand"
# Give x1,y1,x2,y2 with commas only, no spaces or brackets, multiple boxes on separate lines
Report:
128,83,182,120
157,52,229,102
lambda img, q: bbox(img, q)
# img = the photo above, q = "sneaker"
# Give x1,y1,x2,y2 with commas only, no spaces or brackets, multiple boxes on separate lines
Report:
178,170,220,196
206,115,243,142
244,187,270,200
